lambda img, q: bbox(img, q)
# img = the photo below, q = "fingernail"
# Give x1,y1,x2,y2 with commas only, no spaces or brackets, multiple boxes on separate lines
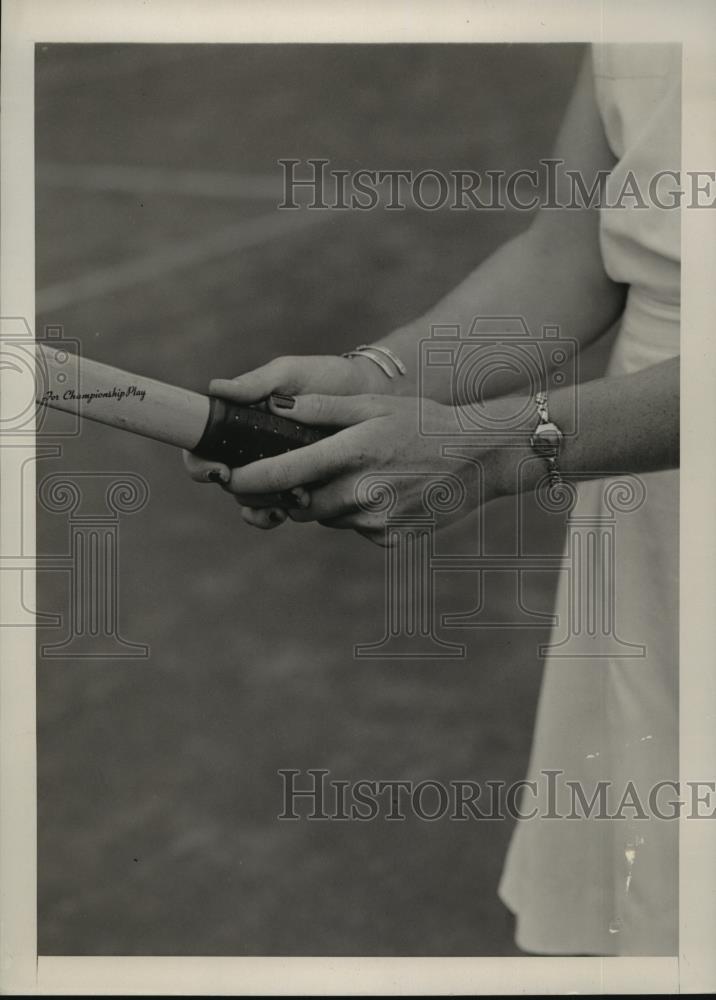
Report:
291,487,311,509
271,392,296,410
207,469,229,485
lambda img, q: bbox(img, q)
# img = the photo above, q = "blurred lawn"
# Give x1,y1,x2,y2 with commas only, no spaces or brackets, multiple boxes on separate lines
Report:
36,43,585,955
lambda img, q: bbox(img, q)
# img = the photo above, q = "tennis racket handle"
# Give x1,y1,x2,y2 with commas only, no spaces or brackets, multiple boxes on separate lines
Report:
36,345,327,498
194,395,327,468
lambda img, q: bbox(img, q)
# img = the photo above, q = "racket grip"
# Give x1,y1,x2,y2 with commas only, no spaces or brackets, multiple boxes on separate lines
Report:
193,396,327,507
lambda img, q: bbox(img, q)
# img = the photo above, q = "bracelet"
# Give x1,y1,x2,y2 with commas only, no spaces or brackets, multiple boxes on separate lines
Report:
355,344,407,376
341,344,407,381
529,391,564,488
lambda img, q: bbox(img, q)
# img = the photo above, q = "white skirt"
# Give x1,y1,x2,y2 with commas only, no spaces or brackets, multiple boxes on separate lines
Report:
498,288,679,955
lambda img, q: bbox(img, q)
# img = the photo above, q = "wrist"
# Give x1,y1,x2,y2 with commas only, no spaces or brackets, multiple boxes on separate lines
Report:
484,390,570,498
343,351,402,395
489,439,535,498
454,396,534,498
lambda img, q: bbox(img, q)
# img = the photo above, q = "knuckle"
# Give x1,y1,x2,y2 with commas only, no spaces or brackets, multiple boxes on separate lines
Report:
267,356,289,376
339,486,358,512
272,356,304,392
309,393,327,420
362,394,383,414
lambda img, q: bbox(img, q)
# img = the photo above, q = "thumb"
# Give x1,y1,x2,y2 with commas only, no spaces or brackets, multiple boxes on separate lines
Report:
268,392,395,427
209,356,307,405
183,449,232,484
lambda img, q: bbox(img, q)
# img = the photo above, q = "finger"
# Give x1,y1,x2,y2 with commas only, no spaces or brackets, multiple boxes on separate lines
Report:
209,357,304,404
267,392,396,427
287,480,355,523
227,432,354,495
237,503,288,529
233,487,310,510
288,486,312,509
315,513,388,546
182,450,231,485
357,526,392,547
315,515,356,530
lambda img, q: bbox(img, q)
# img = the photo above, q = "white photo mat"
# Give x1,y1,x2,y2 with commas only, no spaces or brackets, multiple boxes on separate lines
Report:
1,0,714,993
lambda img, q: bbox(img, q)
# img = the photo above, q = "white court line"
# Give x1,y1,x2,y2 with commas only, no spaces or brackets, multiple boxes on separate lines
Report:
36,209,332,314
36,161,532,313
37,162,283,201
37,161,536,209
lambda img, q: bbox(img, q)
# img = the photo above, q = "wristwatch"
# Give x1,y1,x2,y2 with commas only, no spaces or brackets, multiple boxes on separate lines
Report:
529,392,563,488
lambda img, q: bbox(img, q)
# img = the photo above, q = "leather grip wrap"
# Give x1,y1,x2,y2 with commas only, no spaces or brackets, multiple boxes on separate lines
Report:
194,396,326,469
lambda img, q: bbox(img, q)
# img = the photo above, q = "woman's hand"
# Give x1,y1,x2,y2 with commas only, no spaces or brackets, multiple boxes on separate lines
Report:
183,352,394,526
218,393,509,545
209,352,390,406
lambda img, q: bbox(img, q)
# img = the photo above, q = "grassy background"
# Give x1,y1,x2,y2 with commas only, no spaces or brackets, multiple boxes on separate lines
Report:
35,42,588,955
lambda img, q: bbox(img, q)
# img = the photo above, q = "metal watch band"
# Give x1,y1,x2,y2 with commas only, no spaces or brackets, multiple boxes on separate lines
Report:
530,391,564,488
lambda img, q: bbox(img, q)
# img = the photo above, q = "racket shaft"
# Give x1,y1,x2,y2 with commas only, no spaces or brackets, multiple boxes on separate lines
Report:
37,343,210,449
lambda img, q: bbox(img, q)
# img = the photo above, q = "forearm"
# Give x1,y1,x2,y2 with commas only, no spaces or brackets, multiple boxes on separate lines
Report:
487,356,680,496
367,221,627,402
362,49,628,403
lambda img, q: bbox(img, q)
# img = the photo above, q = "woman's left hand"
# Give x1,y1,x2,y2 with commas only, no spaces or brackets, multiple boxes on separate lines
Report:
221,393,508,544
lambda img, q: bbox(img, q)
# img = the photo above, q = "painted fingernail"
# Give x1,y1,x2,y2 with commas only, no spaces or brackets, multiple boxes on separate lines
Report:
291,487,311,509
276,490,301,509
207,469,229,485
271,392,296,410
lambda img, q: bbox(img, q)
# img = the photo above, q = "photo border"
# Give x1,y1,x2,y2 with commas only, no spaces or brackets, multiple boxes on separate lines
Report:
1,0,714,993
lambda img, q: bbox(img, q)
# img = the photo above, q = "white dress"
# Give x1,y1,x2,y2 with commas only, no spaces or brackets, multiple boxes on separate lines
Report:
498,44,681,956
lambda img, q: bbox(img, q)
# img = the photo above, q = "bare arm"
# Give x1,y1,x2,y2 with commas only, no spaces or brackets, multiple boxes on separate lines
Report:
188,50,679,537
364,51,627,401
219,355,679,542
488,356,680,495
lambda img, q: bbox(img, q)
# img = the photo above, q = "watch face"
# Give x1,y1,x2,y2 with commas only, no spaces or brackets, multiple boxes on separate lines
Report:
531,421,563,457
